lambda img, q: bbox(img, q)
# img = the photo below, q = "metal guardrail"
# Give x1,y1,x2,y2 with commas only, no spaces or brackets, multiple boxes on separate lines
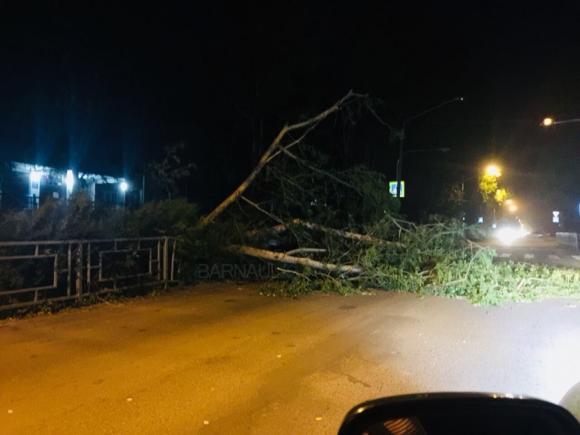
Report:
556,232,580,250
0,237,176,311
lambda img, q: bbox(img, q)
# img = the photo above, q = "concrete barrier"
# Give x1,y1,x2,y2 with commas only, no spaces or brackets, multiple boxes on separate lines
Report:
556,232,580,250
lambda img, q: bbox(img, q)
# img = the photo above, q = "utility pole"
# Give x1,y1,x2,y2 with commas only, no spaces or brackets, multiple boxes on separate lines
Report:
395,97,463,198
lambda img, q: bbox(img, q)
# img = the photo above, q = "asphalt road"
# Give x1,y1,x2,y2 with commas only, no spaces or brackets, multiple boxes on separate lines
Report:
486,235,580,268
1,283,580,434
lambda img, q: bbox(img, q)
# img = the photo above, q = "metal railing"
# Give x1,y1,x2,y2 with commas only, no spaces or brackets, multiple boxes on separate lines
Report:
0,237,176,311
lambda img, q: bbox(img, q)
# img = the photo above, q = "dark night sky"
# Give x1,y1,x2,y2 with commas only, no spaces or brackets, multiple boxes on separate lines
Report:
0,2,578,221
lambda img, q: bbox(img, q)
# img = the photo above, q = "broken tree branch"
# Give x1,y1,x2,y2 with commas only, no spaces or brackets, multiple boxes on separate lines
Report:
200,90,364,226
228,245,362,274
285,247,327,256
240,196,284,225
246,218,404,247
280,148,361,194
276,267,312,280
266,120,322,163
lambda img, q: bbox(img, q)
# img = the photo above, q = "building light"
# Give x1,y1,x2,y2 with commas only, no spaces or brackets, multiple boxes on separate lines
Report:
29,171,42,184
65,170,75,194
119,180,129,193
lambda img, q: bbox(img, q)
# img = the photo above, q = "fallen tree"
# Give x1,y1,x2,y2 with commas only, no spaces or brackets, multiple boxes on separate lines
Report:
191,92,580,305
245,219,404,247
200,90,366,226
228,245,361,274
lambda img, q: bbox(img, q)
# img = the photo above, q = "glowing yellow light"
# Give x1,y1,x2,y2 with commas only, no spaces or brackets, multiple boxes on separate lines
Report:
485,164,502,177
542,117,554,127
508,204,518,213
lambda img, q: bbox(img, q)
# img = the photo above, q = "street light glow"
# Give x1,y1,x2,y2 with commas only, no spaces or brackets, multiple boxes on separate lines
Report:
542,117,554,127
29,171,42,184
119,181,129,193
504,198,518,213
65,169,75,193
484,164,502,177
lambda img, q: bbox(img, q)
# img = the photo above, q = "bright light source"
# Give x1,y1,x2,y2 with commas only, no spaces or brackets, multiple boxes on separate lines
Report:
477,216,484,223
119,181,129,193
65,169,75,193
495,226,529,245
542,117,554,127
484,164,502,177
29,171,42,184
553,210,560,224
505,199,518,213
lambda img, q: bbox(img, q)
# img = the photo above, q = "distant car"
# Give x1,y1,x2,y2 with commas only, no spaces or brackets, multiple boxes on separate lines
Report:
494,217,530,245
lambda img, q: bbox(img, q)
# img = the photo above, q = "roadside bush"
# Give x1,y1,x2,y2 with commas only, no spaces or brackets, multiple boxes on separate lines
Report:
124,199,198,237
464,224,491,242
0,195,203,284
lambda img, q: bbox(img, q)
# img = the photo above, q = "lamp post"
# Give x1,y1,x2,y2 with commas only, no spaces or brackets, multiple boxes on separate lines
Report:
484,163,502,177
395,97,463,198
541,116,580,127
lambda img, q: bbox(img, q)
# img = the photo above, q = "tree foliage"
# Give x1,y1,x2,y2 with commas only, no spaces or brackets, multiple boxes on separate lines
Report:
149,142,196,199
478,173,498,203
246,144,399,230
0,194,199,241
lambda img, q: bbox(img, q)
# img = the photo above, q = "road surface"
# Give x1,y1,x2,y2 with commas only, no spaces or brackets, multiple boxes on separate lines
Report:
1,283,580,434
486,235,580,268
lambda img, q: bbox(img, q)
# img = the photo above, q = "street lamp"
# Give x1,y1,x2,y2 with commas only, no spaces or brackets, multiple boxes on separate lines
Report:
541,116,580,127
505,199,518,213
394,97,463,198
484,164,502,177
368,96,463,198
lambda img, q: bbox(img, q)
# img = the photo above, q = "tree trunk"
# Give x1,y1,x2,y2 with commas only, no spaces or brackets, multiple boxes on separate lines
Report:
246,219,405,248
228,245,362,274
200,91,363,226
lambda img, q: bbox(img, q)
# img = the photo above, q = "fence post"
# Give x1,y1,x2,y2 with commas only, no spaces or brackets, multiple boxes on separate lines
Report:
67,243,72,297
163,237,169,288
75,242,83,298
86,242,91,292
170,239,177,282
157,240,161,281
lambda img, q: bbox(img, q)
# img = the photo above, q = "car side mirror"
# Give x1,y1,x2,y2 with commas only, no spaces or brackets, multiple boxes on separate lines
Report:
338,393,580,435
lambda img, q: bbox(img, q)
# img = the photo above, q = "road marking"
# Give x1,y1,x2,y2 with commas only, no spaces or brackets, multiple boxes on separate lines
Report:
524,253,535,259
572,256,580,261
499,253,511,258
549,255,561,260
